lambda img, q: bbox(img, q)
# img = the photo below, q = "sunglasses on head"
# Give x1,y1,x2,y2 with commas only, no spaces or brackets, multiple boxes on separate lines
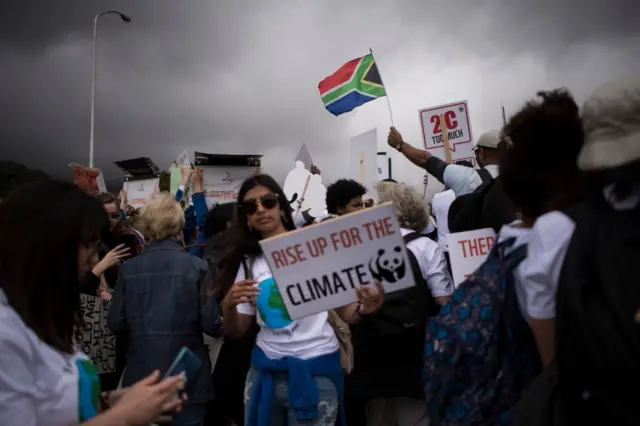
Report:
241,193,279,215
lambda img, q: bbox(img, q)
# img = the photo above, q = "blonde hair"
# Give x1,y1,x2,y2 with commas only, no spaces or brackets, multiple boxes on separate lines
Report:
375,182,428,233
140,193,185,241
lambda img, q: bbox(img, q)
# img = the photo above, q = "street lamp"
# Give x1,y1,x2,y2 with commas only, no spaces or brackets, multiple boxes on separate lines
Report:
89,10,131,168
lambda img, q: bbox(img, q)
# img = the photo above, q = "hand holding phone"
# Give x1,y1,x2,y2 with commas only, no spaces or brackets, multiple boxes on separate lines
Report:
164,347,202,392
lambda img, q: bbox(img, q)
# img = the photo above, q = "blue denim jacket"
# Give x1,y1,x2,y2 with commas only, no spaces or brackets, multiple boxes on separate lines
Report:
107,239,221,403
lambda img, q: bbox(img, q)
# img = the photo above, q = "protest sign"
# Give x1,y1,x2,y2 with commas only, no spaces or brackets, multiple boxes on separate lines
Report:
114,157,161,209
419,101,476,166
447,228,496,287
201,166,259,208
350,128,379,201
74,295,116,374
294,143,314,171
123,177,159,209
70,163,107,196
260,203,415,320
194,153,262,208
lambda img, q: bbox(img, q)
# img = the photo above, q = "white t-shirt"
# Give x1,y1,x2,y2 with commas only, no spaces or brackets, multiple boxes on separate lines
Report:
0,290,102,426
431,189,456,252
497,215,575,321
401,228,454,298
517,183,640,319
443,164,500,197
235,256,339,360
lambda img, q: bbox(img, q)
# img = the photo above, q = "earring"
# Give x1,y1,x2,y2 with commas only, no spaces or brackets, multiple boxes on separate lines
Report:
280,210,286,218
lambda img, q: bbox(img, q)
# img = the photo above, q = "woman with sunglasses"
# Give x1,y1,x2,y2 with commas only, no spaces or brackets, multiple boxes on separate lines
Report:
212,174,385,426
0,180,185,426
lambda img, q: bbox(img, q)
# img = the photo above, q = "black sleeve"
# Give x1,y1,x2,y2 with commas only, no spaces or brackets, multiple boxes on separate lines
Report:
80,272,100,296
423,156,448,183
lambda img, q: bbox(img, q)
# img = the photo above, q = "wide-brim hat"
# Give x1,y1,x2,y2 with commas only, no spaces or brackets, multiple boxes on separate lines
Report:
578,74,640,171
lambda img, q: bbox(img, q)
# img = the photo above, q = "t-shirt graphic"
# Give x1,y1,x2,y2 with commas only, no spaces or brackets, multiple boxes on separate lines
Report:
256,277,291,329
76,358,101,422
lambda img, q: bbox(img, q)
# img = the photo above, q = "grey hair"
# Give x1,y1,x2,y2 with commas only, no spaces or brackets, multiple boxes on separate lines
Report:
375,182,428,233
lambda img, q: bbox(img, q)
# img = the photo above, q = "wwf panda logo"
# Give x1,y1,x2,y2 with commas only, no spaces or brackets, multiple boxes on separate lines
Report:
368,246,407,283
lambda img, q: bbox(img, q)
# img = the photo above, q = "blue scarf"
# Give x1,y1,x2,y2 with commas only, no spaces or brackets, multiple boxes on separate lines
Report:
246,346,346,425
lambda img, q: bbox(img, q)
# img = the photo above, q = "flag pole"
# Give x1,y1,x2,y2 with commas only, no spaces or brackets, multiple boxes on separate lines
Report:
369,47,394,126
501,103,507,127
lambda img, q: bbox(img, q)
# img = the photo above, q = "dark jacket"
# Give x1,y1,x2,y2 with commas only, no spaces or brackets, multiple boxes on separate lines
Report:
107,239,221,403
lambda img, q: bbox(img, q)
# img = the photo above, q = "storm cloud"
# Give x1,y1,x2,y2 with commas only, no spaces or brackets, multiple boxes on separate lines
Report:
1,0,639,193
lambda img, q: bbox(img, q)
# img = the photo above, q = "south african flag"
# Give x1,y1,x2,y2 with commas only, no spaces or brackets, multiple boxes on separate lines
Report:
318,53,387,116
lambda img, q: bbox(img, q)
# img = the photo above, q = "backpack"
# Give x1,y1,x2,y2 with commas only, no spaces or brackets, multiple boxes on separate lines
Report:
553,194,640,424
423,237,541,426
448,169,516,233
363,232,441,338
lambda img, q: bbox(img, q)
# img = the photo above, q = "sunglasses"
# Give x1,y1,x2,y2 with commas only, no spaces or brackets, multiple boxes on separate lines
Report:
109,212,121,219
241,193,279,215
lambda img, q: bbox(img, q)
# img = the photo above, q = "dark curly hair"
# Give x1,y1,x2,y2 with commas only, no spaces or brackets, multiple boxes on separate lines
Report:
325,179,367,215
500,89,589,220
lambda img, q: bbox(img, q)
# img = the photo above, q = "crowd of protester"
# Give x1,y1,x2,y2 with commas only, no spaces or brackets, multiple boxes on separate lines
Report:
0,73,638,426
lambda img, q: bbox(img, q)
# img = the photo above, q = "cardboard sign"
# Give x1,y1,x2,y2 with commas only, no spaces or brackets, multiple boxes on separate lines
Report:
418,101,476,166
447,228,496,287
74,295,116,374
259,204,415,319
123,177,159,209
70,163,107,196
201,166,259,208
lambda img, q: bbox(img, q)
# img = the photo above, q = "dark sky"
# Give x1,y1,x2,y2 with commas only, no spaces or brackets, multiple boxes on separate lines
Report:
1,0,639,189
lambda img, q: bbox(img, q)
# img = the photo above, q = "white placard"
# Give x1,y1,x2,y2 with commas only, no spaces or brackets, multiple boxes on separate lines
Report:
173,150,191,168
201,166,259,208
123,178,159,209
447,228,497,287
259,204,415,320
419,100,476,166
350,128,379,201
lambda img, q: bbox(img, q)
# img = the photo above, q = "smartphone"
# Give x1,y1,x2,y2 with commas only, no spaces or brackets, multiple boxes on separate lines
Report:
164,347,202,390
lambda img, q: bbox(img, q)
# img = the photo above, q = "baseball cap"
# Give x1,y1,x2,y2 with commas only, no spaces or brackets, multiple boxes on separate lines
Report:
578,74,640,171
472,130,501,150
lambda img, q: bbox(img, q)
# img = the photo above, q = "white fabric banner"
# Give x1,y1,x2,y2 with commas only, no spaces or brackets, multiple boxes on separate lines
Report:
201,166,260,208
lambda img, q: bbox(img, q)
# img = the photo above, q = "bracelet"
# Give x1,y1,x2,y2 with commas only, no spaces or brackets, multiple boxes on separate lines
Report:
395,141,404,152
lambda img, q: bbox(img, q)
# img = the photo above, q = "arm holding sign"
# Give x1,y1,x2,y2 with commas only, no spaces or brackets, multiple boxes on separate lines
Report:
336,280,385,324
388,127,475,196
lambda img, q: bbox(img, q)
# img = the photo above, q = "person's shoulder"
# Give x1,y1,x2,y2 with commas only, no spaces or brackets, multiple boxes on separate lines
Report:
0,302,35,357
530,211,575,255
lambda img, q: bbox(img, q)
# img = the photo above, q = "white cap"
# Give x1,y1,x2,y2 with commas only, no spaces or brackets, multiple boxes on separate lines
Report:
473,130,501,150
578,74,640,171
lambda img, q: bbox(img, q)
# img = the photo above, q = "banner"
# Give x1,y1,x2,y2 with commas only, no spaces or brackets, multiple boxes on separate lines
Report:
201,166,259,208
259,203,415,320
349,128,379,201
70,163,107,196
123,177,159,209
447,228,496,287
74,295,116,374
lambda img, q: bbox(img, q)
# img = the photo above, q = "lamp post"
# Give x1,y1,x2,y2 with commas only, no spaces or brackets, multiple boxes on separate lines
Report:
89,10,131,168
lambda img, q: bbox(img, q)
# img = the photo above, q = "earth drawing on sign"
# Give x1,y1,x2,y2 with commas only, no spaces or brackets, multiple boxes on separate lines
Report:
256,277,292,329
